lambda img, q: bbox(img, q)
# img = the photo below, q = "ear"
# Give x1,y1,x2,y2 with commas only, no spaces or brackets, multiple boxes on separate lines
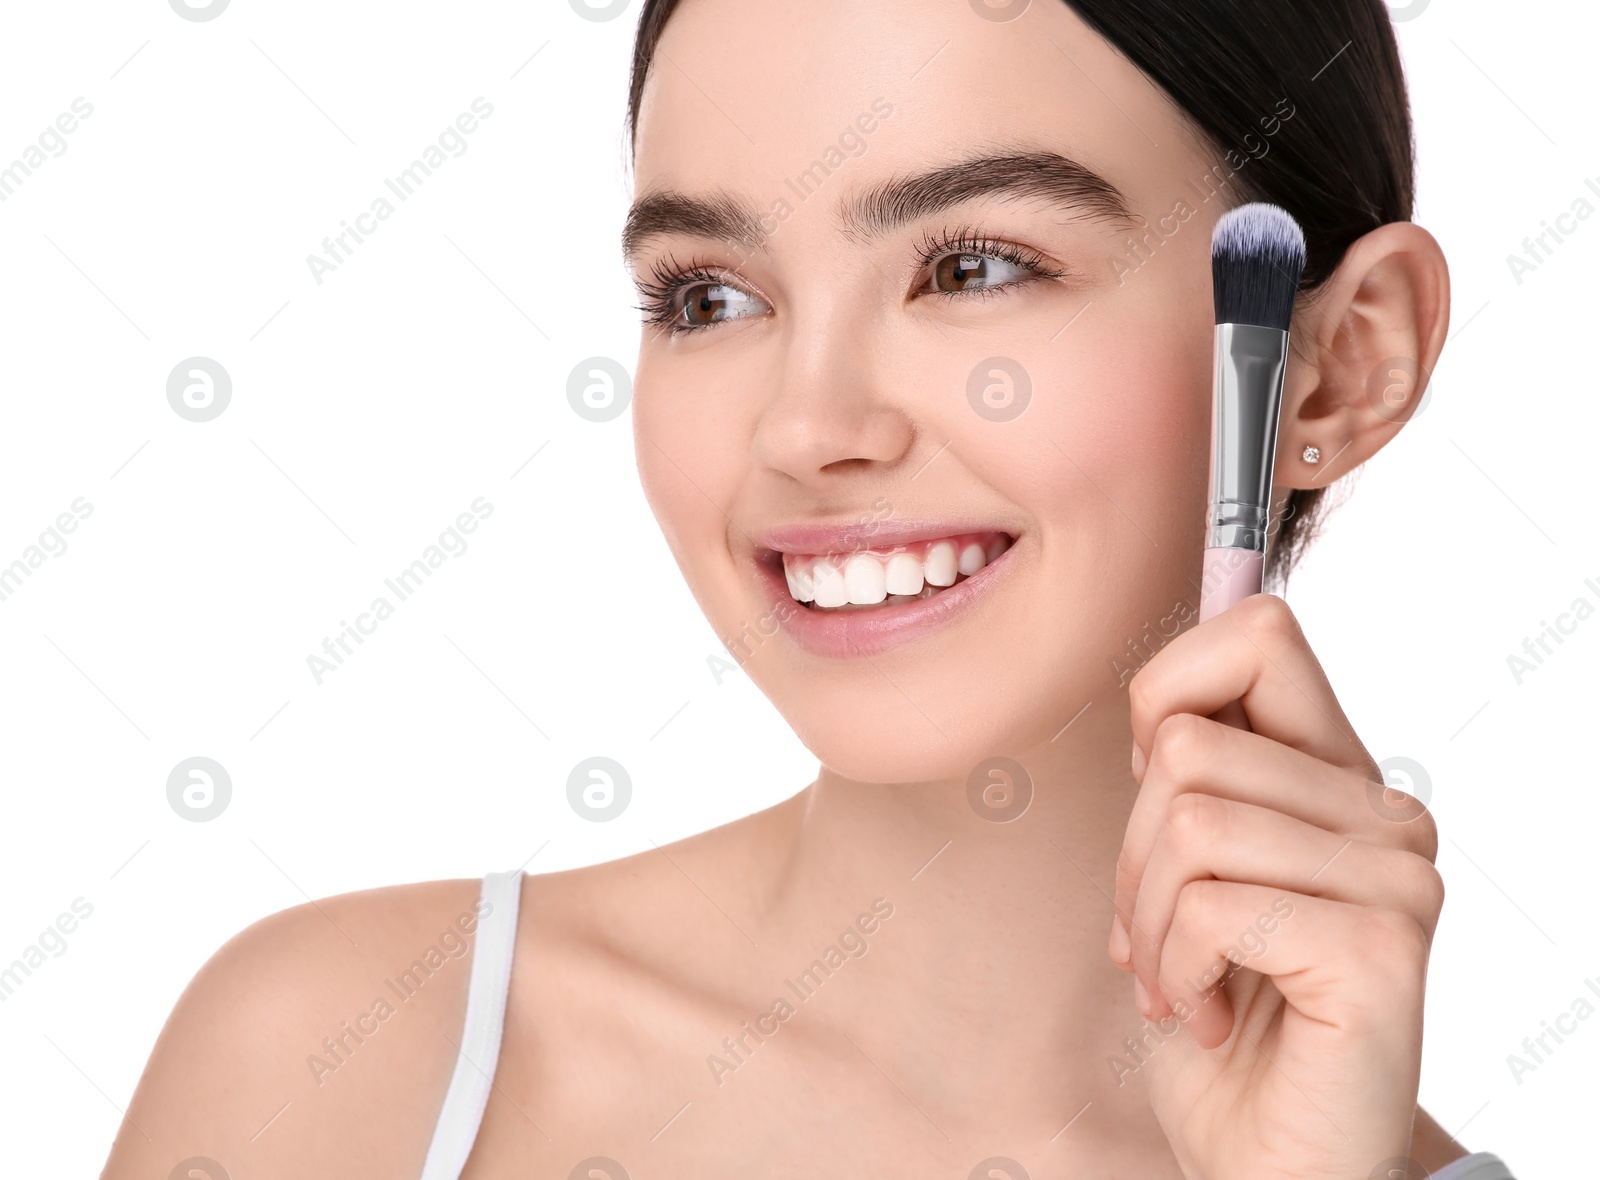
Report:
1273,221,1451,489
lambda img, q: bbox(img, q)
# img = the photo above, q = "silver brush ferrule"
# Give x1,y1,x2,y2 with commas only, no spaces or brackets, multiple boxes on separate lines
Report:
1207,322,1289,553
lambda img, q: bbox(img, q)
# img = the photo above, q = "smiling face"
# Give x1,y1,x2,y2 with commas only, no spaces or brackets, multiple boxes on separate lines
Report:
627,0,1231,782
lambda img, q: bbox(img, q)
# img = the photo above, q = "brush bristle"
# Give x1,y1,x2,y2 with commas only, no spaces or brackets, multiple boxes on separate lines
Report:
1211,203,1307,331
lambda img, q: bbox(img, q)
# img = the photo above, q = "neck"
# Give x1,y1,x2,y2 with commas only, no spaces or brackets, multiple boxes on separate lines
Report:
754,698,1173,1140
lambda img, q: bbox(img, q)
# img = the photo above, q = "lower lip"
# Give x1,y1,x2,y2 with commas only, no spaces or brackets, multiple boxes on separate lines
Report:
753,543,1019,659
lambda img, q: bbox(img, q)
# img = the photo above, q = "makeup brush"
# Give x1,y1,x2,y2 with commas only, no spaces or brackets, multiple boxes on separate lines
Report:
1200,202,1306,728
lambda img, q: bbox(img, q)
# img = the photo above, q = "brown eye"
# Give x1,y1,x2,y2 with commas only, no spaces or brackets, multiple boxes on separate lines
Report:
929,252,1030,293
678,281,765,329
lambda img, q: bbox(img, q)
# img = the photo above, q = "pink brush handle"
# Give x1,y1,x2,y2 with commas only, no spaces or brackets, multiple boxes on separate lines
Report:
1198,546,1263,733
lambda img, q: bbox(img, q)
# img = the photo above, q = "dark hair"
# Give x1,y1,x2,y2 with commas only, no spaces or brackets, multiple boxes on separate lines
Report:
625,0,1415,589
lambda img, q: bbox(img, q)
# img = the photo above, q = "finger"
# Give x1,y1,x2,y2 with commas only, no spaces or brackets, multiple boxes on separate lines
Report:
1126,795,1446,1016
1154,881,1429,1053
1113,713,1437,938
1128,594,1370,774
1210,697,1249,733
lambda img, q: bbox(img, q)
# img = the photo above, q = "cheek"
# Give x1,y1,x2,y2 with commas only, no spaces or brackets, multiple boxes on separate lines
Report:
635,387,711,557
632,362,755,624
921,306,1212,547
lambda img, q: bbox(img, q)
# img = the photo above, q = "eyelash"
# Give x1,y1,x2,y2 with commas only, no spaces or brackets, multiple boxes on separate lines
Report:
633,228,1068,335
633,251,736,333
911,224,1068,297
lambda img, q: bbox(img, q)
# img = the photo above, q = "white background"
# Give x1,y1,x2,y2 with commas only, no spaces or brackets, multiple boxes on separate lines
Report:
0,1,1593,1175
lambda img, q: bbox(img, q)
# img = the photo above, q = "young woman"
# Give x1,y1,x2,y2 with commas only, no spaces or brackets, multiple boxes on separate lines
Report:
102,1,1514,1177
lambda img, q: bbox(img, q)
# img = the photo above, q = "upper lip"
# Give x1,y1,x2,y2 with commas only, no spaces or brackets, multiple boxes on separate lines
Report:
754,519,1018,556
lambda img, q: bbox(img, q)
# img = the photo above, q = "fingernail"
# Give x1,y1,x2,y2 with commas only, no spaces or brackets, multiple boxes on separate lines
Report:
1133,975,1152,1018
1131,741,1147,782
1109,917,1131,965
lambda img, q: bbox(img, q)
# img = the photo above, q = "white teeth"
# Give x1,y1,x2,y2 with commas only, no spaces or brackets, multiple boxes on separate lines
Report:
843,555,887,605
811,559,847,608
884,553,924,596
924,541,958,587
780,534,1010,609
786,561,815,603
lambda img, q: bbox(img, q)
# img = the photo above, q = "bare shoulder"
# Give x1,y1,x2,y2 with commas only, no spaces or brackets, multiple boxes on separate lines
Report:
100,874,491,1180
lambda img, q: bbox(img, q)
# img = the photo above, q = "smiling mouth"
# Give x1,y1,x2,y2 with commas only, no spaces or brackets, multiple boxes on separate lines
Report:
778,531,1015,611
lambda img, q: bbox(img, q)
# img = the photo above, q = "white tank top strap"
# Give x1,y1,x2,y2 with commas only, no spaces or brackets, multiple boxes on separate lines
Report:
414,870,1514,1179
418,869,524,1180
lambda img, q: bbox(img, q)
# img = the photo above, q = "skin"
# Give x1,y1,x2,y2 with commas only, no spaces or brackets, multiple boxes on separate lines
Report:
101,1,1458,1177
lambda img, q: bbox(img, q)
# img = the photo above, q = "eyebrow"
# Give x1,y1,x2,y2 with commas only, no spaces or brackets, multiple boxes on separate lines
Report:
620,150,1134,264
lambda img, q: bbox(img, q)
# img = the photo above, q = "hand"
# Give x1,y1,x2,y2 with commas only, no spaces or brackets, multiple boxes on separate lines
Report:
1114,593,1442,1180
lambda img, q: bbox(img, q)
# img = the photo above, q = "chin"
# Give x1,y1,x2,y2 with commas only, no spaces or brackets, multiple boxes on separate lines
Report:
740,630,1089,786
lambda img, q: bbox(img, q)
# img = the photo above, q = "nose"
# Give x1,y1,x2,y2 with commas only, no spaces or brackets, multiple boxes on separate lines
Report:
751,305,917,487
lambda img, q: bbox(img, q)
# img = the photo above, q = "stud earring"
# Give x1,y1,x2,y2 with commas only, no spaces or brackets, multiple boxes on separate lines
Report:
1301,445,1321,464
